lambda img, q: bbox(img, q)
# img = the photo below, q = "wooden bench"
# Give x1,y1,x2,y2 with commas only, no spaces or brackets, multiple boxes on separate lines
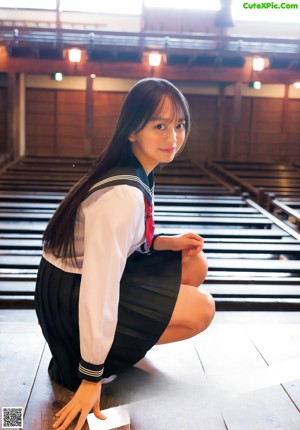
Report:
0,156,91,192
209,161,300,206
1,157,300,311
0,182,72,192
155,185,235,195
156,161,239,195
155,205,258,214
155,195,248,205
269,197,300,231
0,189,65,198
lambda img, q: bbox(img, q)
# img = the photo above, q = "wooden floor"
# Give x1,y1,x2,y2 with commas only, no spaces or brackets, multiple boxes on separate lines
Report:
1,310,299,430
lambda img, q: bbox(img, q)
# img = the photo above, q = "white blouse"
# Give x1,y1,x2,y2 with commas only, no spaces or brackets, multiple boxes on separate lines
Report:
43,184,146,381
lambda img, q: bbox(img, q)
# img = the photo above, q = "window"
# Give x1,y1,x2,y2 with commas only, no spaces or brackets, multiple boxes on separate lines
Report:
0,0,56,9
144,0,221,10
60,0,142,15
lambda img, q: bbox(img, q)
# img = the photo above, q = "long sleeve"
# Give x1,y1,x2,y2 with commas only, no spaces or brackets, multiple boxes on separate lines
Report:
78,185,145,381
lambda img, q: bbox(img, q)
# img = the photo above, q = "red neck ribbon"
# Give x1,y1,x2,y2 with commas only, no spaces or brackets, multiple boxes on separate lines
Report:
144,196,155,248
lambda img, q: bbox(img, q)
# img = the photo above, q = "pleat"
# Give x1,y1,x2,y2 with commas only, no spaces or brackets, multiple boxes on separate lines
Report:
35,249,182,387
35,258,81,391
104,250,182,377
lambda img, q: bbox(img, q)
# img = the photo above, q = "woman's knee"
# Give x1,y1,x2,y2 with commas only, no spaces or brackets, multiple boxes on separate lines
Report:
196,289,215,332
187,289,215,336
181,250,208,287
171,285,215,335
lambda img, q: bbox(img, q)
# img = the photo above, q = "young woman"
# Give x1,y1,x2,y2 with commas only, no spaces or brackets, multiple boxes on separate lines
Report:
35,77,215,430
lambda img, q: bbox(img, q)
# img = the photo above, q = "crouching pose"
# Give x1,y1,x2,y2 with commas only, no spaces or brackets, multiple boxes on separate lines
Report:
35,77,215,430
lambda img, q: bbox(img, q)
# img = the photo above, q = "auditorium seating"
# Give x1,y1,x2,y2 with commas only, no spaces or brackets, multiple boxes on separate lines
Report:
155,161,300,310
268,197,300,232
1,156,300,311
155,160,240,195
0,155,94,192
208,161,300,206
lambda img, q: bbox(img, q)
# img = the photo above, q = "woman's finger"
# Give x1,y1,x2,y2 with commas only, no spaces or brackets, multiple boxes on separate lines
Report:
53,405,77,429
93,404,107,421
187,246,202,256
181,239,203,251
53,409,68,428
188,238,203,246
55,402,68,417
74,409,91,430
184,232,203,241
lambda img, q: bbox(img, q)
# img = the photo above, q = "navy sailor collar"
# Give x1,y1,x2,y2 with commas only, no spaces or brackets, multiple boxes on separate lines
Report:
87,155,154,204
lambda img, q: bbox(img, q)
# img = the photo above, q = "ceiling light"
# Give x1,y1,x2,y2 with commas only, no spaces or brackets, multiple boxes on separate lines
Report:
252,57,265,72
68,48,82,63
149,52,162,67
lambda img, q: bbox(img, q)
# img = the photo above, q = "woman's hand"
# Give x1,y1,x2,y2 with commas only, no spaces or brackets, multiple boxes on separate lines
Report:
53,380,106,430
154,233,204,256
170,233,204,255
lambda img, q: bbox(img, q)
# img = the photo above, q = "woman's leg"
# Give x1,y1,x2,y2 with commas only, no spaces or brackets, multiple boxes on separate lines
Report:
181,250,208,287
157,284,215,344
157,249,214,344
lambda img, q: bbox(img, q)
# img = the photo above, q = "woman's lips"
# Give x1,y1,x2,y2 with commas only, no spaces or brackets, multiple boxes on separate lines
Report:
159,147,176,152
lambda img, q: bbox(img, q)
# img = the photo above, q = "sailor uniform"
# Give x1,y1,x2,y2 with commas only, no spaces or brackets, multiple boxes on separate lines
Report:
35,156,182,391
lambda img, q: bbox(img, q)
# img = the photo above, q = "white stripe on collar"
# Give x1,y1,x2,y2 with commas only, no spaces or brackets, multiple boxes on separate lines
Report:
89,174,154,197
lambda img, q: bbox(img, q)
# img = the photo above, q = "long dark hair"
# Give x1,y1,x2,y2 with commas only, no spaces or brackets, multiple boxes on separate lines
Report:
43,78,191,262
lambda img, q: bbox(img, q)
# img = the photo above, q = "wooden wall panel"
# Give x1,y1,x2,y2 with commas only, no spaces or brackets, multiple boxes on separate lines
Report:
285,99,300,160
24,88,300,164
184,94,218,162
26,89,86,156
236,98,252,161
92,91,125,155
26,89,55,155
56,91,85,156
248,98,283,161
0,88,8,155
221,97,234,160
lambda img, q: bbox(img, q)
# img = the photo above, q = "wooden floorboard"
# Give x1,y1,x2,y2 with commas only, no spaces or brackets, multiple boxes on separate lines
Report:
193,313,300,430
22,345,91,430
0,314,45,430
1,310,300,430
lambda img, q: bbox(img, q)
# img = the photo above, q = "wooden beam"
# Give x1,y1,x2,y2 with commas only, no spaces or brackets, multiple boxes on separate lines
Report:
229,82,242,159
0,55,299,84
7,73,20,159
85,76,93,156
216,84,225,159
54,90,58,155
280,84,289,161
247,97,254,160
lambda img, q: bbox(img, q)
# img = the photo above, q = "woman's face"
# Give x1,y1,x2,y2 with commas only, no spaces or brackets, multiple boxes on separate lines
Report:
129,96,186,175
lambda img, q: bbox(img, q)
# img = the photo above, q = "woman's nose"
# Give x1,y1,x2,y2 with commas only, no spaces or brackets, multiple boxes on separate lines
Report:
166,127,177,142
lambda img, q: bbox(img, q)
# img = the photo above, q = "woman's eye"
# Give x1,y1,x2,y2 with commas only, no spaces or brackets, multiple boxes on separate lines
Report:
155,124,165,130
176,123,185,130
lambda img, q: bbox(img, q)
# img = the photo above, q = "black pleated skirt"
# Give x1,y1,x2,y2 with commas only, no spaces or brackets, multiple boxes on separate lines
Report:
35,250,182,391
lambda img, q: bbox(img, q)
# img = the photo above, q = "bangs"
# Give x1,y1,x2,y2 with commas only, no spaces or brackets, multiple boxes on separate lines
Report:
153,95,186,123
127,78,191,137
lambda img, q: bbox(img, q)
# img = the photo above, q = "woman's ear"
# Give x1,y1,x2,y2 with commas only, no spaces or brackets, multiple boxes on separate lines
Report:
128,132,136,143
